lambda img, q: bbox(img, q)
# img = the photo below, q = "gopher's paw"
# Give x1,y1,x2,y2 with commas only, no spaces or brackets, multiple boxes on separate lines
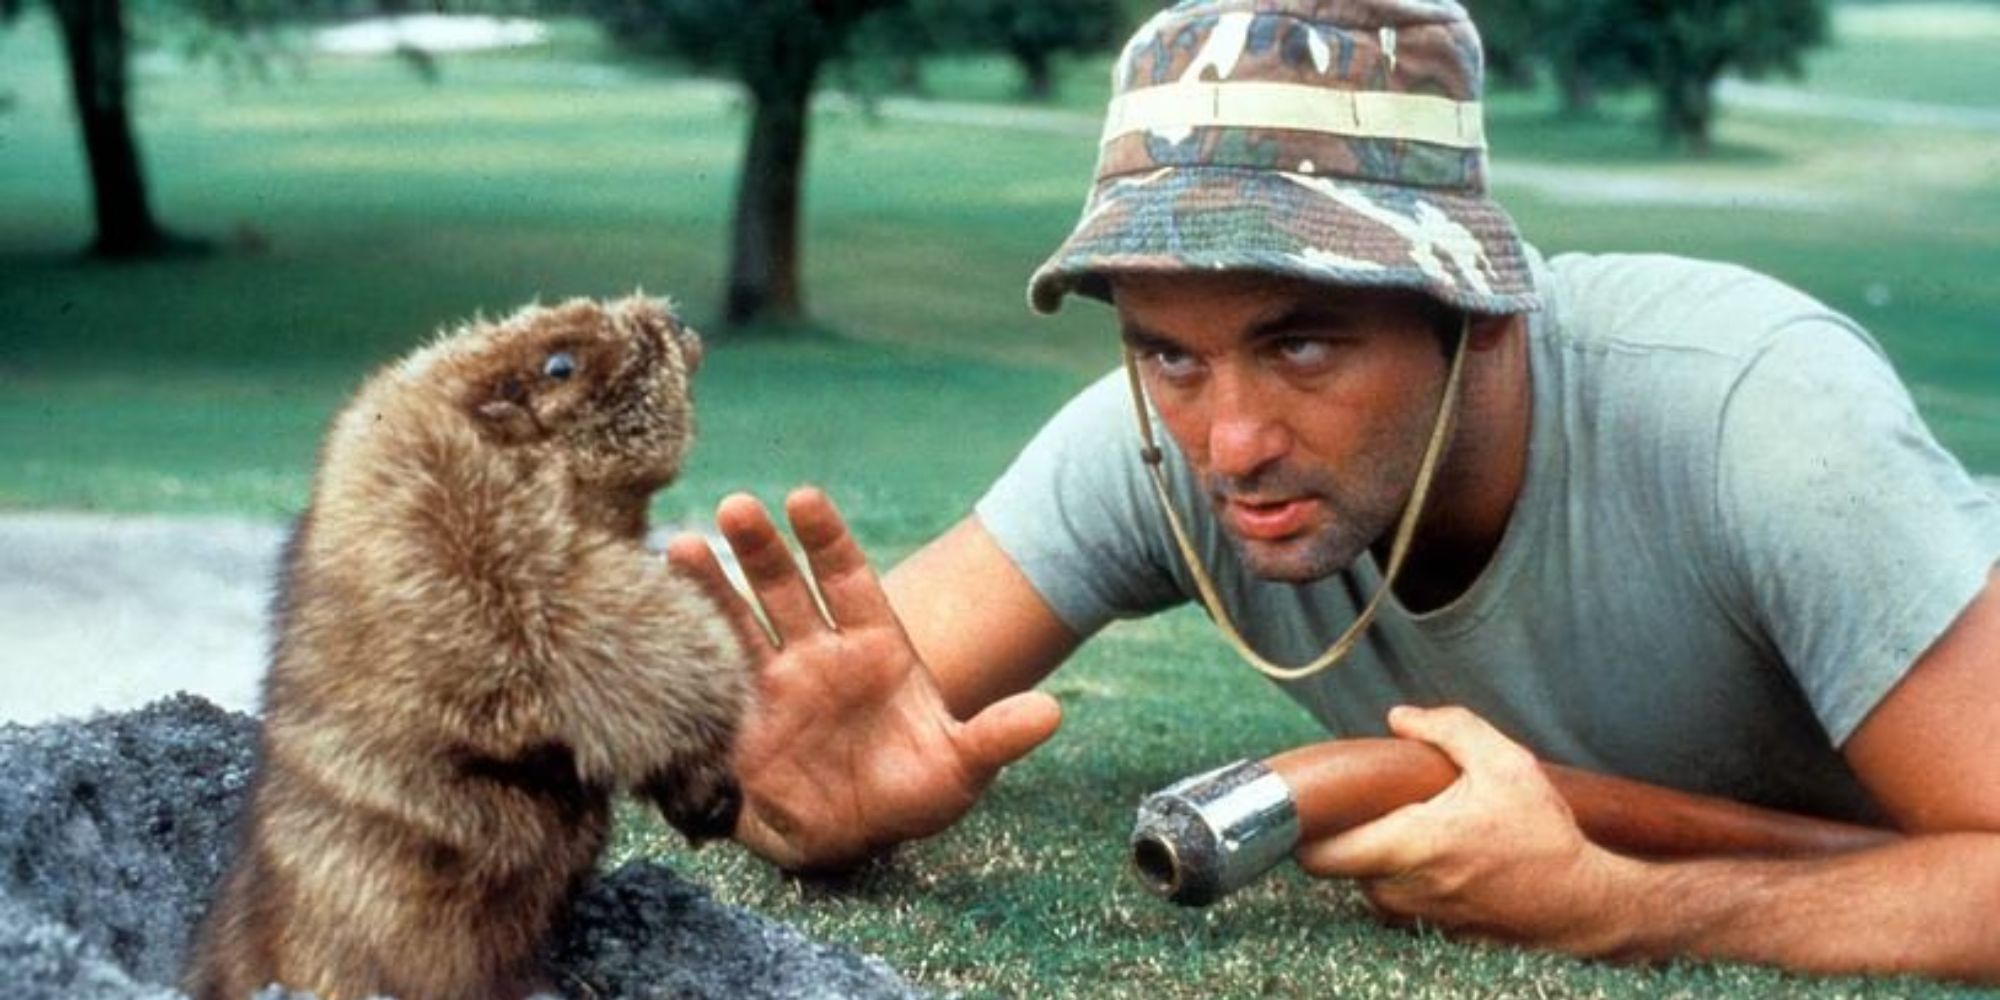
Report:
643,764,742,845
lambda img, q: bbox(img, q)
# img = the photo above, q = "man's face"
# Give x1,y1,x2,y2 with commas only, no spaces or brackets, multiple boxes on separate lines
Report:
1114,272,1453,584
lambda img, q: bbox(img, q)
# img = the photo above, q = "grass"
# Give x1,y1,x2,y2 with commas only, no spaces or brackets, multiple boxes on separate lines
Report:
0,346,1077,553
1803,2,2000,107
2,6,1997,997
609,608,1980,999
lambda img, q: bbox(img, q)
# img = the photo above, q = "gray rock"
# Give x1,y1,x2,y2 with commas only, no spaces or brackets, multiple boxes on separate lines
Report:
551,867,916,1000
0,894,183,1000
0,695,923,1000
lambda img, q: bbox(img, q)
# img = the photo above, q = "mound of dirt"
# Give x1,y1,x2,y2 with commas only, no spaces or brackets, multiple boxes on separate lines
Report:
0,695,922,1000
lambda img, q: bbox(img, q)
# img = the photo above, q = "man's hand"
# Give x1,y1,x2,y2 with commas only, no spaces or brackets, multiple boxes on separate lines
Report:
666,487,1063,873
1294,705,1635,953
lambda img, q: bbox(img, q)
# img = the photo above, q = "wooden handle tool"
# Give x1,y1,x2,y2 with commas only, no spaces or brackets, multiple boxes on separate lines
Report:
1131,738,1895,906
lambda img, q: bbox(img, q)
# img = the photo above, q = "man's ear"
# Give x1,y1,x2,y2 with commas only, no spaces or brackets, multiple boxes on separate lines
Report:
1467,313,1518,352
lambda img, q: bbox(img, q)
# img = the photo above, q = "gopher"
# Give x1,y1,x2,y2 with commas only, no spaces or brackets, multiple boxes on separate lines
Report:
183,296,749,1000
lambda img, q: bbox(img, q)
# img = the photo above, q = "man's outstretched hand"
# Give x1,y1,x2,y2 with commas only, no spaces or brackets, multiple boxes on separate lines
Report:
666,487,1063,873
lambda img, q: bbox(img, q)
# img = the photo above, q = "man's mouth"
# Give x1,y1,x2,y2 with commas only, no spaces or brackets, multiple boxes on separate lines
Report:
1222,497,1317,541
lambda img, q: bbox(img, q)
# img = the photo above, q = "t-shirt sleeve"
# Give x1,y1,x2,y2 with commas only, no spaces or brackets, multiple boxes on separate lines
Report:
974,369,1190,636
1716,318,2000,746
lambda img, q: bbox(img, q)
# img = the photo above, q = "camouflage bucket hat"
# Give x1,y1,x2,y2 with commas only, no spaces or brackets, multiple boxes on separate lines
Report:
1029,0,1539,316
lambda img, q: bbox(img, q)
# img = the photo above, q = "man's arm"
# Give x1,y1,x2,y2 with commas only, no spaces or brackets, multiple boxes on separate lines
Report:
1601,565,2000,978
668,489,1077,872
887,513,1084,720
1297,568,2000,983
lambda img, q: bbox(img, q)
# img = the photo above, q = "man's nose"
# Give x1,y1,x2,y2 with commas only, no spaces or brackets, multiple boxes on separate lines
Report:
1205,371,1290,479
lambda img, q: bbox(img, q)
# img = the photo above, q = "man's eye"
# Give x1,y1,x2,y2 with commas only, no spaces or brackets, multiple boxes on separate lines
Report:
1273,337,1334,368
1146,348,1201,381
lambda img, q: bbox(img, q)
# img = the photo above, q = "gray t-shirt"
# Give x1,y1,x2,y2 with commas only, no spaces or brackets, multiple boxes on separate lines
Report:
977,249,2000,824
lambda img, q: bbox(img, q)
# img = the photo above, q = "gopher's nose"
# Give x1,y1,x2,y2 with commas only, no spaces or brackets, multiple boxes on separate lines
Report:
677,326,704,375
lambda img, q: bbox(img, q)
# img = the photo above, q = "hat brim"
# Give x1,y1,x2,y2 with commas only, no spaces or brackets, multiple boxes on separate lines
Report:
1028,166,1539,317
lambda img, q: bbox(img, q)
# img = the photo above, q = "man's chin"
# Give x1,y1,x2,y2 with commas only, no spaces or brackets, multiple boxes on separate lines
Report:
1230,536,1356,584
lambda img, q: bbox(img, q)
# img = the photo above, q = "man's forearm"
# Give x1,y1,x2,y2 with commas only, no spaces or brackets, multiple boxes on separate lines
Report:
884,515,1081,719
1590,832,2000,983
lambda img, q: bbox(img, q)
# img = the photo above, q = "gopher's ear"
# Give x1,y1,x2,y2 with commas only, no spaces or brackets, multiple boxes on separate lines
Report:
474,400,541,445
472,379,543,445
616,295,676,340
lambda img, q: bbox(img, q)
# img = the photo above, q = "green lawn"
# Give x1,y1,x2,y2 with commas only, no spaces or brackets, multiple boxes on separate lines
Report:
2,7,1996,998
1803,2,2000,107
617,609,1962,1000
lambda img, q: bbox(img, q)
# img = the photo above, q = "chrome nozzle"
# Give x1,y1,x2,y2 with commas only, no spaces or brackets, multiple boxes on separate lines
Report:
1129,759,1300,906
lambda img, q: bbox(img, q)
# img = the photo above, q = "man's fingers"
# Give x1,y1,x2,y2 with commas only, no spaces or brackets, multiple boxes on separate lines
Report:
714,493,830,641
957,691,1062,776
664,532,778,659
785,487,897,627
1295,804,1431,879
732,800,809,871
1387,704,1537,779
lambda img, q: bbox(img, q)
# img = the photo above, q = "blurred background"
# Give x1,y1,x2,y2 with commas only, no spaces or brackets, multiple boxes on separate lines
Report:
2,0,1994,527
1,0,1996,995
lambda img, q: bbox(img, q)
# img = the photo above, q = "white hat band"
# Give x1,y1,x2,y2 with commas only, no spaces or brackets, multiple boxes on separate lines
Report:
1103,81,1487,151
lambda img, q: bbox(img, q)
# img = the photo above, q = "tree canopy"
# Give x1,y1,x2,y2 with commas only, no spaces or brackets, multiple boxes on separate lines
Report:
928,0,1122,101
1465,0,1826,149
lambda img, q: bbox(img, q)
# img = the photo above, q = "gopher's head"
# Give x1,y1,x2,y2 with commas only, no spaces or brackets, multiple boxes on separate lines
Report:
417,295,705,492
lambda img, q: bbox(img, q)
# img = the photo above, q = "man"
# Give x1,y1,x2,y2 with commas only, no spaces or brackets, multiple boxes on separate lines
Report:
666,0,2000,982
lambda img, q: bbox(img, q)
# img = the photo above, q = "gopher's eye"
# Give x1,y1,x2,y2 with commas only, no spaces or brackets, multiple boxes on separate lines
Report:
542,351,577,380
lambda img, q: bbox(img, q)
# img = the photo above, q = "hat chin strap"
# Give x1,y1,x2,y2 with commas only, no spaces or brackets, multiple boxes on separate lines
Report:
1120,316,1471,683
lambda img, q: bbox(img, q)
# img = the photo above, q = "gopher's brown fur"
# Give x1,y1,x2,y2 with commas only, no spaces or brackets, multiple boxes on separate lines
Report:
182,296,748,1000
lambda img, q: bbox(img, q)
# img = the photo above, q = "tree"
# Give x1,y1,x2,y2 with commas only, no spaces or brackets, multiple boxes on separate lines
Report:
1639,0,1824,151
857,0,1122,103
1465,0,1646,115
1464,0,1824,151
971,0,1121,102
3,0,300,258
1547,0,1650,118
587,0,902,329
7,0,194,257
1463,0,1542,91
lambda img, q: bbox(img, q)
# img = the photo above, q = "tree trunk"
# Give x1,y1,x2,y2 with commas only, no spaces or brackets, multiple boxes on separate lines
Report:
1015,48,1054,103
1554,61,1598,118
889,54,922,95
1658,68,1717,155
50,0,175,258
1485,49,1536,92
724,72,817,327
716,1,894,329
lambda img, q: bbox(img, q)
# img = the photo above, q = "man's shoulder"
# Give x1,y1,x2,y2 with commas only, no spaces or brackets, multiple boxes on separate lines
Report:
1523,251,1913,524
1540,251,1849,362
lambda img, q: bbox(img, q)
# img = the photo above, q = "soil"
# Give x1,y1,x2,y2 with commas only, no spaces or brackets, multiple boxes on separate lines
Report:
0,694,925,1000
